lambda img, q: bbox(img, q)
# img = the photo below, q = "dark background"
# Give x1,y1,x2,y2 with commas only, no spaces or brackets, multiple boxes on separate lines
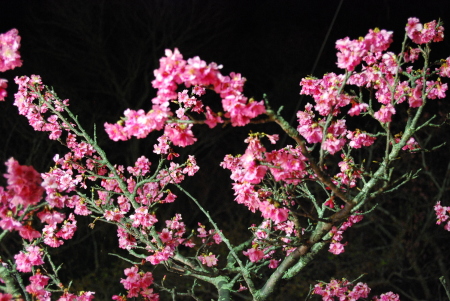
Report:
1,1,450,300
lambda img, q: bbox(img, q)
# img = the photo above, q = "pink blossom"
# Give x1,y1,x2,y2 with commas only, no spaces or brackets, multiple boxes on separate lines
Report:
406,17,444,44
322,136,346,155
37,210,66,225
117,195,131,213
0,78,7,101
243,247,264,262
328,214,363,255
349,282,370,299
374,292,400,301
18,225,41,241
153,135,170,155
14,245,44,272
104,122,129,141
313,278,372,300
4,158,44,207
127,156,151,176
146,246,174,265
42,224,64,248
406,17,423,43
228,182,261,213
329,242,345,255
198,253,219,267
299,73,350,116
204,106,223,128
347,102,368,116
182,155,199,176
117,227,137,250
192,85,206,96
298,122,323,144
26,272,51,300
438,57,450,77
266,147,307,184
73,198,92,216
335,37,366,71
0,29,22,72
164,122,197,147
395,136,420,151
435,201,450,227
374,104,396,123
408,83,423,107
347,130,376,148
140,288,159,301
222,94,265,126
113,48,265,143
427,80,448,99
212,232,222,244
324,198,335,209
0,216,21,231
56,214,77,240
130,207,158,228
268,259,280,269
104,209,125,222
404,47,421,62
259,201,289,224
0,293,13,301
58,292,95,301
119,266,157,299
363,28,393,53
57,292,77,301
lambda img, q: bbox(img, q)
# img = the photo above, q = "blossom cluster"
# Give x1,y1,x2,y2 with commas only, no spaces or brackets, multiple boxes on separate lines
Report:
0,28,22,72
313,278,400,301
105,48,266,148
241,219,298,266
113,266,158,300
328,213,363,255
2,17,450,300
406,17,444,44
434,201,450,231
221,134,306,224
1,69,204,297
14,245,44,273
0,157,78,250
297,18,448,159
0,28,22,101
3,65,201,299
23,271,95,301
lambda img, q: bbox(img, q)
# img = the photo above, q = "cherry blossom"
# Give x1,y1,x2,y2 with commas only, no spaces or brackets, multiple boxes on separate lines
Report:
0,28,22,72
198,253,219,267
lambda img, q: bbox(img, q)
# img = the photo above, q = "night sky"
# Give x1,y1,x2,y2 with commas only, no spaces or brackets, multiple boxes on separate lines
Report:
1,1,450,300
